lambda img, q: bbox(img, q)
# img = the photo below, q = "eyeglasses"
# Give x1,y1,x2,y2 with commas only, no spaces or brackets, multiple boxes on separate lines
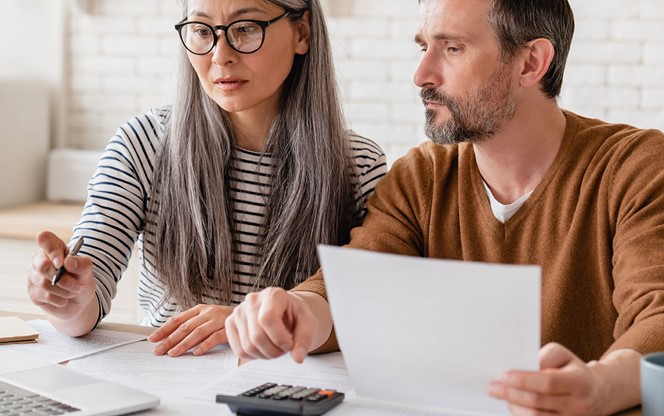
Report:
175,11,292,55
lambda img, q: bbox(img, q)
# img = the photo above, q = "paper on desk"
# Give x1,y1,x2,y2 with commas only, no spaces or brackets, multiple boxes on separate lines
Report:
67,340,238,416
0,319,146,363
189,352,352,415
318,246,541,416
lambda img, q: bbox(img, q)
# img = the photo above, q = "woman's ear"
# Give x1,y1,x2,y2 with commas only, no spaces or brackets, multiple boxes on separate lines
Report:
294,10,311,55
519,38,555,89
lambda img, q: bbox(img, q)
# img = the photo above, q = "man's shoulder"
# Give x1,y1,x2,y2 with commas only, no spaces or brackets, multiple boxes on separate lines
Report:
393,140,461,172
566,110,664,148
564,110,664,182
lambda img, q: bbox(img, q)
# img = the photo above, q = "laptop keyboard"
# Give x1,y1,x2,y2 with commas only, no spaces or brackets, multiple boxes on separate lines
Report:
0,381,80,415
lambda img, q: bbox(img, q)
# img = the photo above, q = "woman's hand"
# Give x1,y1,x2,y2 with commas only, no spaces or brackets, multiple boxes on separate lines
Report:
27,231,97,332
225,287,332,363
487,343,641,415
149,304,234,357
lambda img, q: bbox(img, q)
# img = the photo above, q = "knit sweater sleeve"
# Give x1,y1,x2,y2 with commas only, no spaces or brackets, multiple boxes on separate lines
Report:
293,144,435,353
605,129,664,356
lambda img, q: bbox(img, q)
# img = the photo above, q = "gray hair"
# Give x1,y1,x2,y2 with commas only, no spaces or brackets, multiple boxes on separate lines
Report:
146,0,357,308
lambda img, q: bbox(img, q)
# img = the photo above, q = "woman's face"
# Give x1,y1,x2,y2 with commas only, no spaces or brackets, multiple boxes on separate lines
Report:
183,0,310,119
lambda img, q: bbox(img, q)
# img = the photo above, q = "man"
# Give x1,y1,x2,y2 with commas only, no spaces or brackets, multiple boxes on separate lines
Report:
225,0,664,413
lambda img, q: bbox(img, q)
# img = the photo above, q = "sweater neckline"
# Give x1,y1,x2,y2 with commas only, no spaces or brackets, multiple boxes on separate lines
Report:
467,110,580,231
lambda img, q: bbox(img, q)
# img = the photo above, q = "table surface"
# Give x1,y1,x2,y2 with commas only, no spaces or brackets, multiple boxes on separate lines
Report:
0,202,83,241
0,311,643,415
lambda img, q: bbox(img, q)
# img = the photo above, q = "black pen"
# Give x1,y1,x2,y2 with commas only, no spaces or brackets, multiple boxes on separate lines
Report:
52,237,85,286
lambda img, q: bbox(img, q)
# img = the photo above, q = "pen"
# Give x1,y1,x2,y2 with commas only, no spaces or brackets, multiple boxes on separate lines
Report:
51,237,85,286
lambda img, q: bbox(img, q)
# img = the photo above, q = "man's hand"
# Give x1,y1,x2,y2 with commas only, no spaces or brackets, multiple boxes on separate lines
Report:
488,343,641,415
225,288,331,363
27,231,98,336
149,304,234,357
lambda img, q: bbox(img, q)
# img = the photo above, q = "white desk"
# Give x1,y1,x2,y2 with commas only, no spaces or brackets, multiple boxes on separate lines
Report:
0,311,644,416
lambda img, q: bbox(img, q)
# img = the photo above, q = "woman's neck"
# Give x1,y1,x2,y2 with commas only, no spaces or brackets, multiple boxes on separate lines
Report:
229,109,276,153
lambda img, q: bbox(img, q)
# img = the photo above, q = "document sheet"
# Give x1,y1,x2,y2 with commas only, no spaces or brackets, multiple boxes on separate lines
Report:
318,246,541,416
67,340,238,415
1,319,146,363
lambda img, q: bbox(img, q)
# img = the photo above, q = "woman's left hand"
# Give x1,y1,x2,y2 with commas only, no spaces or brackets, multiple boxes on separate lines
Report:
148,304,234,357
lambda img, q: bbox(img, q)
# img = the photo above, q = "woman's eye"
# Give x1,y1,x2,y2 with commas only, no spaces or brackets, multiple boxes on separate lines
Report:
192,26,212,37
236,24,258,35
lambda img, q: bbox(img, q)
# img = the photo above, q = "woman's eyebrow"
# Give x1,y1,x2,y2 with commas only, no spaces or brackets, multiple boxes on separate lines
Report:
188,7,268,21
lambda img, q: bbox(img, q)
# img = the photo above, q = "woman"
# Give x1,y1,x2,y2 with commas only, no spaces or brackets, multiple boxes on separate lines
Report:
27,0,386,357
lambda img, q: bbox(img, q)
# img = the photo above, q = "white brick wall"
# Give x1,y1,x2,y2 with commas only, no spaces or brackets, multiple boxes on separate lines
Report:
66,0,664,163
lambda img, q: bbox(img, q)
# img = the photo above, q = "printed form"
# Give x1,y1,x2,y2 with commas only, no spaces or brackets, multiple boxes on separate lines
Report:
1,319,146,363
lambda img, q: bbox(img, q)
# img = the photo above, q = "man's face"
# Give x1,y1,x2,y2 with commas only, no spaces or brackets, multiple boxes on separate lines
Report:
414,0,518,145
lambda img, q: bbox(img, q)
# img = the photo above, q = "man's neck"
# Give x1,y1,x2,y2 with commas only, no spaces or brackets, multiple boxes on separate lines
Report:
474,99,567,205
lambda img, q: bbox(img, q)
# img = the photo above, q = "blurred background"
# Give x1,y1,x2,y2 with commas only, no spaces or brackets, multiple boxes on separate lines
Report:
0,0,662,321
2,0,664,206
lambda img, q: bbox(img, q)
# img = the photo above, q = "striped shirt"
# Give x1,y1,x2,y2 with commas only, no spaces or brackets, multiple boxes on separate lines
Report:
72,107,387,327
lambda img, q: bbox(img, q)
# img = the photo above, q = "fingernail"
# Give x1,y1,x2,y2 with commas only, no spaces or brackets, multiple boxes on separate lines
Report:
53,257,63,268
153,345,165,355
193,347,203,356
168,348,180,357
293,346,307,362
68,258,78,270
487,383,500,395
148,333,158,342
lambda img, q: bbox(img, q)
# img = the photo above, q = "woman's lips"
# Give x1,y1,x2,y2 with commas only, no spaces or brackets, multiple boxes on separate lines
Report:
214,80,247,91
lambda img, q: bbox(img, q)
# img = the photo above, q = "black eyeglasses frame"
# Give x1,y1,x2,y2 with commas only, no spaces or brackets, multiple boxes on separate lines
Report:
175,11,293,55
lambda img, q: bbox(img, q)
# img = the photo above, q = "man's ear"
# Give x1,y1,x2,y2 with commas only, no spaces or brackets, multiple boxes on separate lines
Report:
519,38,555,88
294,10,311,55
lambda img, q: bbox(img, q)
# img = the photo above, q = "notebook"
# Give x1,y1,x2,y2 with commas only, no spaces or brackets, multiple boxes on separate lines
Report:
0,350,159,416
317,245,541,416
0,316,39,344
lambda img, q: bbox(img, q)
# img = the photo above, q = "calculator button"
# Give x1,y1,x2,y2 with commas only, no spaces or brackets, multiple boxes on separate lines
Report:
305,394,326,402
241,382,276,397
257,384,291,398
272,386,306,400
289,387,320,400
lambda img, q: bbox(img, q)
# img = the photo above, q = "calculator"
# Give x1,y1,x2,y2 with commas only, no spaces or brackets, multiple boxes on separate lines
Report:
216,382,345,416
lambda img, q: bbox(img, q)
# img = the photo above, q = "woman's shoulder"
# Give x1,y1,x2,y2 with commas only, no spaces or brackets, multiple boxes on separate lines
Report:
115,106,172,145
346,131,388,186
347,130,385,161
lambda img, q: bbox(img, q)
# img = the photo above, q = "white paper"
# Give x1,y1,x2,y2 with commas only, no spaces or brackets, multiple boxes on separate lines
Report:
0,319,146,363
67,340,238,415
318,246,541,416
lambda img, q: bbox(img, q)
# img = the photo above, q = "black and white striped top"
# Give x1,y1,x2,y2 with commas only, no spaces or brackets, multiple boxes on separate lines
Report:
71,107,387,327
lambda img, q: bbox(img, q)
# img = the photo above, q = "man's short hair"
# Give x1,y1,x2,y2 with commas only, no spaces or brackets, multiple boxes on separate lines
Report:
489,0,574,99
419,0,575,99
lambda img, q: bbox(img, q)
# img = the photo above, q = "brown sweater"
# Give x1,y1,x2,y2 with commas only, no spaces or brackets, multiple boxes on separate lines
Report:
296,111,664,361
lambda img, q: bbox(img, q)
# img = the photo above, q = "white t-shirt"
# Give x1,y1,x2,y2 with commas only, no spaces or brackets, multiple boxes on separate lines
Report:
482,180,533,223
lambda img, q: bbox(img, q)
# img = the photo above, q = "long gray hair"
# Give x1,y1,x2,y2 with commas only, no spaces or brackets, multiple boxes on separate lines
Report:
145,0,357,309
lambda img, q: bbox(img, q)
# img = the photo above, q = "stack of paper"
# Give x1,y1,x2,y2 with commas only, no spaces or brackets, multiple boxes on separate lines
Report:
0,316,39,344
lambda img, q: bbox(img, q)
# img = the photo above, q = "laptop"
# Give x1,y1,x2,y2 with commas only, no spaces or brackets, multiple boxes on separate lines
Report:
317,245,541,416
0,350,159,416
